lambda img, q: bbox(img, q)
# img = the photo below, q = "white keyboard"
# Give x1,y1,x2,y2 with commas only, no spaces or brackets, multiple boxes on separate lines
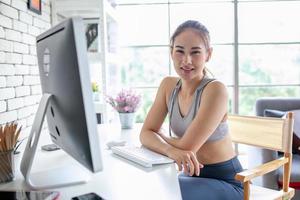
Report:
111,146,174,168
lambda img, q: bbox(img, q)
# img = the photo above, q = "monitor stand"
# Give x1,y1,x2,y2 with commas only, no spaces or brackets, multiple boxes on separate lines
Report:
20,93,90,189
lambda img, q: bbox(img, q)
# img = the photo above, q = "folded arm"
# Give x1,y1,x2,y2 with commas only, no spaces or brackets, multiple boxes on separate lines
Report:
160,81,228,152
140,78,228,175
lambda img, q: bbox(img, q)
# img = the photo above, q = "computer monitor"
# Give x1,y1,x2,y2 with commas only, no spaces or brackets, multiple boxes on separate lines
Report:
20,17,103,189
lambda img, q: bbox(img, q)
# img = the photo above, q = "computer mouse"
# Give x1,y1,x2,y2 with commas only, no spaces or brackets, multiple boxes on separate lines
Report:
106,140,127,149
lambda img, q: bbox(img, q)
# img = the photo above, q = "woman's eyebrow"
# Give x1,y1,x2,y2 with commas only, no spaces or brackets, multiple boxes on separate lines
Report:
191,47,202,50
175,45,184,49
174,46,202,50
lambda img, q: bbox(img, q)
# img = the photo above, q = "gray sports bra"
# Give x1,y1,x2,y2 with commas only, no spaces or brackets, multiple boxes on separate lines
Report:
167,77,228,142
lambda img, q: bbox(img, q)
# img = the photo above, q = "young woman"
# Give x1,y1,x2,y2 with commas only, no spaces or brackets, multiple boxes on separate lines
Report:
140,20,243,200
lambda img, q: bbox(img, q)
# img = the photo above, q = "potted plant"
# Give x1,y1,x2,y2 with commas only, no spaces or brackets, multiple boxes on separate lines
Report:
106,89,141,129
91,81,100,101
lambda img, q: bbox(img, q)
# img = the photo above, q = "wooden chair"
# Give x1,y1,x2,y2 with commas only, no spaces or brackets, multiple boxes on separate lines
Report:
228,113,295,200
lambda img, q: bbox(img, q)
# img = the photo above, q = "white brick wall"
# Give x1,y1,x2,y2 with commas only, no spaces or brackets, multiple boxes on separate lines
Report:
17,118,26,129
5,52,22,64
33,18,45,29
23,75,40,85
0,51,5,62
0,101,6,112
11,0,27,12
6,29,22,41
0,77,6,88
41,13,50,23
29,66,39,75
1,0,11,5
0,64,15,75
0,38,13,52
28,25,40,36
15,64,29,75
0,14,13,28
14,41,29,54
0,3,18,19
29,45,36,55
13,20,28,33
0,0,51,133
31,85,41,95
16,85,30,97
0,110,17,124
22,33,35,45
26,114,34,126
0,88,15,100
19,12,32,25
8,97,24,110
0,27,5,38
24,95,40,106
6,76,23,87
23,54,36,65
21,126,32,138
17,106,33,119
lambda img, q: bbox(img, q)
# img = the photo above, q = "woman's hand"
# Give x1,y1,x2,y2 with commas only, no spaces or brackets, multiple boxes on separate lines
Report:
157,131,203,176
165,146,203,176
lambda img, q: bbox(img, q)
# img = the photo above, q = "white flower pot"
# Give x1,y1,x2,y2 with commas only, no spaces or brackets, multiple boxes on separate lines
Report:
119,113,135,129
93,92,100,101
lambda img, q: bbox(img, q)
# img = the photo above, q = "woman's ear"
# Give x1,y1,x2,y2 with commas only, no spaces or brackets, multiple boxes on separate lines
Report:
206,47,213,62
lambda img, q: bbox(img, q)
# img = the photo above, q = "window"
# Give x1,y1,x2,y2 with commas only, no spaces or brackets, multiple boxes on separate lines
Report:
116,0,300,121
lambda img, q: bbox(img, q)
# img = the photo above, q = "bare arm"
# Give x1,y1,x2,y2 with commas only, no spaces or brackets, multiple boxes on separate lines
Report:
160,81,228,152
140,77,203,176
139,77,173,155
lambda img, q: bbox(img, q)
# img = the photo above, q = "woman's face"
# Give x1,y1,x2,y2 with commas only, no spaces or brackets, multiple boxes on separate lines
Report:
171,28,212,81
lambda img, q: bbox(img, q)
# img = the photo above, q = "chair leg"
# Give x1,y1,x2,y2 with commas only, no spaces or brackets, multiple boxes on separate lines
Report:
244,181,250,200
283,153,292,192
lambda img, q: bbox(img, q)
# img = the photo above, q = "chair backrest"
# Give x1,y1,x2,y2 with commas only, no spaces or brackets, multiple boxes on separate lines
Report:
228,113,295,199
228,113,294,153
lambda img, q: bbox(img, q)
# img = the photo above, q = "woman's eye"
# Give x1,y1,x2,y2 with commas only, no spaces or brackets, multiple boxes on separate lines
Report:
191,51,201,55
175,50,184,54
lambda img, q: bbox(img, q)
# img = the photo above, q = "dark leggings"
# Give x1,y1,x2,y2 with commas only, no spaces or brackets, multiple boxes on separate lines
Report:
178,156,244,200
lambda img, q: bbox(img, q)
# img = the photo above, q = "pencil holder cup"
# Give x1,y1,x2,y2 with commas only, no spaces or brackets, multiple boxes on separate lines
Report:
0,150,15,183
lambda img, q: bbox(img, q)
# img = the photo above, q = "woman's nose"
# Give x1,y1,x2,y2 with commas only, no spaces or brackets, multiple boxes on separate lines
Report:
183,54,192,64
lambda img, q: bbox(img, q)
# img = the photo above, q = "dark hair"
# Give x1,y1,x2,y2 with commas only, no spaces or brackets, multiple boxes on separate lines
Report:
170,20,210,49
170,20,212,76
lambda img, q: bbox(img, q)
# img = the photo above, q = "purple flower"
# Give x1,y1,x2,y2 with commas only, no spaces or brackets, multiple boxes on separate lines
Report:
106,89,141,113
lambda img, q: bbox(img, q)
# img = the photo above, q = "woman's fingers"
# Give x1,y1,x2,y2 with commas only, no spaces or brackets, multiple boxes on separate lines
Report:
199,163,204,168
176,160,182,171
190,155,199,176
171,150,203,176
188,159,195,176
182,157,195,176
184,153,202,176
183,161,190,175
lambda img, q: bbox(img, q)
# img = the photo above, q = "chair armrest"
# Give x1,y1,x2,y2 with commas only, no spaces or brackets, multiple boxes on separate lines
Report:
235,157,288,182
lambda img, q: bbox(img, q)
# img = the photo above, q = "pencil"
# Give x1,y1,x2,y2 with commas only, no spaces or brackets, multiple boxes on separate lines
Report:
0,122,22,152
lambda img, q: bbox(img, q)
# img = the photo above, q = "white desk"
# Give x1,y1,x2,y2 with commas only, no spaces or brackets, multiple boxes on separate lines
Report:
0,124,182,200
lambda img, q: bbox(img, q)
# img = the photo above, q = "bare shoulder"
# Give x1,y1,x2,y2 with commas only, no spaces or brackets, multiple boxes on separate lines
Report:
141,77,179,132
160,76,179,86
203,80,228,97
160,76,179,92
160,76,180,102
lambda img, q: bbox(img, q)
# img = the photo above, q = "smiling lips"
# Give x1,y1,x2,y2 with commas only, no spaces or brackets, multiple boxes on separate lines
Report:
180,66,194,73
